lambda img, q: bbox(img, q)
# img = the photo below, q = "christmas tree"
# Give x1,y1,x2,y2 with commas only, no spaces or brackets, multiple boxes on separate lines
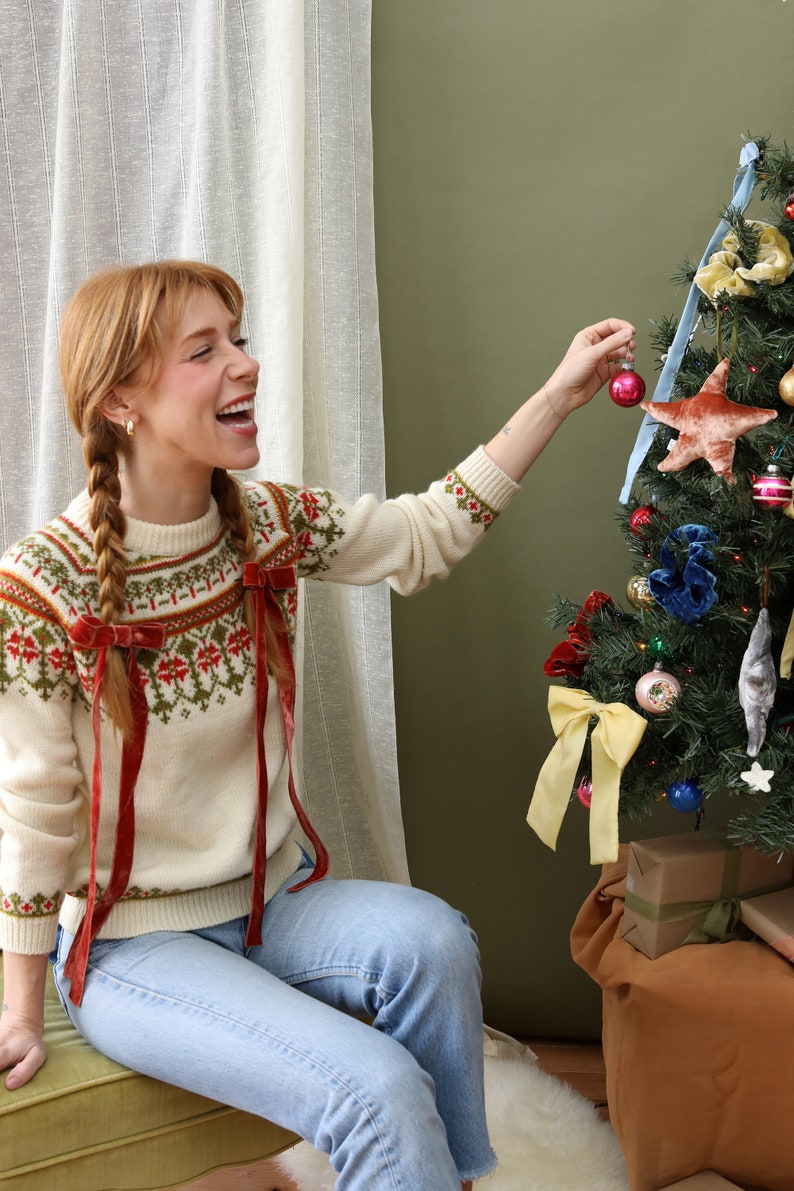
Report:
543,135,794,856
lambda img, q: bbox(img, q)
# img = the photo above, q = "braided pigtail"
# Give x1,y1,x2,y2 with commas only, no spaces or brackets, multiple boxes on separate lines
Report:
83,423,134,738
212,469,292,686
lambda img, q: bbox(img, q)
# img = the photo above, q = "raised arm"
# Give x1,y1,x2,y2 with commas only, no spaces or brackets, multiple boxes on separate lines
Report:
0,951,49,1089
484,318,635,481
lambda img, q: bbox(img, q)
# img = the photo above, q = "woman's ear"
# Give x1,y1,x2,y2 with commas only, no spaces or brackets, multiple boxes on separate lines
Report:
102,386,136,432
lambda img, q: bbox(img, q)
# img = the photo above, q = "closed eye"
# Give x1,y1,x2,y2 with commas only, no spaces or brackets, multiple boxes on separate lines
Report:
189,337,247,361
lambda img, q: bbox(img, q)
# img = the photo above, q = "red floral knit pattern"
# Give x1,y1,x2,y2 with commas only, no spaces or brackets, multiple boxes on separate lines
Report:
0,888,62,919
444,470,496,527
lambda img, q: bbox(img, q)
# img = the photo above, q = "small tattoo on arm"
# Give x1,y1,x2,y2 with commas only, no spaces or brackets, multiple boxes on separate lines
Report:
502,425,511,436
2,1003,8,1013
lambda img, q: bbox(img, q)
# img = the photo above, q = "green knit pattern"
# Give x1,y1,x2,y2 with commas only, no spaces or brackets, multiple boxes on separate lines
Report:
0,480,351,725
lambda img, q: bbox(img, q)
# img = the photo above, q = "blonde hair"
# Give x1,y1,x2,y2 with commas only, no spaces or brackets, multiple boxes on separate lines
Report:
59,261,289,738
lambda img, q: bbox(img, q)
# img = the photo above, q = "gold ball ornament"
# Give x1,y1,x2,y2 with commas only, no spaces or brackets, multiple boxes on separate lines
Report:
626,575,655,610
779,365,794,406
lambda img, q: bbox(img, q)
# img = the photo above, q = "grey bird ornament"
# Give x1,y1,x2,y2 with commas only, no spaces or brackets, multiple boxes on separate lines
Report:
738,607,776,757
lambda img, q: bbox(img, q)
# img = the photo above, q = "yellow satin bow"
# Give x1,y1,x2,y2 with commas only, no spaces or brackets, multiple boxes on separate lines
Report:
527,687,647,864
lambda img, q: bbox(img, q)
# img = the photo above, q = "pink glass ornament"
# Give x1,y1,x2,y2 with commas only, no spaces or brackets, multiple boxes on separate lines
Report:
609,362,646,407
635,663,681,714
752,464,793,509
576,776,592,809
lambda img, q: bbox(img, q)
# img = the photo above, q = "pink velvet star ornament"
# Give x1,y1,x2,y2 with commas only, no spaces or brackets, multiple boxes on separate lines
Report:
640,358,777,483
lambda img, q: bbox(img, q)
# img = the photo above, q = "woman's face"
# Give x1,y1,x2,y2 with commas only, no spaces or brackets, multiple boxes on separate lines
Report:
115,287,261,483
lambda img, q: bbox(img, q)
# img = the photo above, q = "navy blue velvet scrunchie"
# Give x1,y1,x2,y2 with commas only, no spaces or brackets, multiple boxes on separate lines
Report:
648,524,719,624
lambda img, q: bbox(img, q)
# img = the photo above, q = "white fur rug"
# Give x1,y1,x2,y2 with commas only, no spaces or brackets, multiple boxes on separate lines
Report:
274,1042,629,1190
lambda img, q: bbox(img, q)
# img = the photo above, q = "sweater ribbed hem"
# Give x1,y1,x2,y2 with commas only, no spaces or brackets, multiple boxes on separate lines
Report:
57,839,303,941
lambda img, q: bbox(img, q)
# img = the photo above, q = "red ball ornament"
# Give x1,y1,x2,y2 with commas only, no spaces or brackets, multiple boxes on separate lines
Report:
576,776,592,809
752,464,793,509
784,193,794,222
609,362,646,407
629,504,662,537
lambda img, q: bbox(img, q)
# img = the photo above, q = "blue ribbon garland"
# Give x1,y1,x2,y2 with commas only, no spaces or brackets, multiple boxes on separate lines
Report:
618,140,760,504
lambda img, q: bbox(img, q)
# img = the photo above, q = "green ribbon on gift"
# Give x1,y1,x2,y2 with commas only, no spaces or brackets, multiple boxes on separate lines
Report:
624,840,744,945
623,889,741,943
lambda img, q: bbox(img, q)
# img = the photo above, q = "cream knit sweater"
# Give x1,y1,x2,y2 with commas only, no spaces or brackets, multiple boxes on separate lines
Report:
0,447,518,955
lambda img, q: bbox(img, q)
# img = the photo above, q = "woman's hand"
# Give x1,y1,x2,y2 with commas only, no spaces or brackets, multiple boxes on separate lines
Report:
483,317,637,482
544,318,636,417
1,951,49,1090
0,1018,47,1090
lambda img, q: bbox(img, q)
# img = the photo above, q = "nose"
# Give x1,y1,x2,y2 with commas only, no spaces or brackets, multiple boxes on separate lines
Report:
231,342,259,383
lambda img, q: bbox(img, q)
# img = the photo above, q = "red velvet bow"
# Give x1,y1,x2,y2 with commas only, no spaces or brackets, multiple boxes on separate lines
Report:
64,614,165,1005
70,615,166,651
242,563,329,946
543,591,615,679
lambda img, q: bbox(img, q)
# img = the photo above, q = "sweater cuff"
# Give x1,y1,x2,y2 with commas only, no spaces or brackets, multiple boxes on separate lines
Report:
454,446,521,513
0,913,59,957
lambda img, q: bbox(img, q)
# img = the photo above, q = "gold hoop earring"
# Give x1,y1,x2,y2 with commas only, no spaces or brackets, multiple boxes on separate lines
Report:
125,419,135,437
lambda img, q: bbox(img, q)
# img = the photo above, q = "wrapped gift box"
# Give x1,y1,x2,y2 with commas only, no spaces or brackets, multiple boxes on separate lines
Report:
572,848,794,1191
661,1175,742,1190
740,885,794,961
622,831,793,959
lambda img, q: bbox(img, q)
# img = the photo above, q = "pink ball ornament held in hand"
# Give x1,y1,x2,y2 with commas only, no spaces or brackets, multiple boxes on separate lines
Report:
751,464,793,509
635,662,681,714
576,776,592,809
609,361,646,407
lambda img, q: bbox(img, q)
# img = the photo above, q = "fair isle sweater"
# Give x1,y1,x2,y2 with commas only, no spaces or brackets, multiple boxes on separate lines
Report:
0,447,518,956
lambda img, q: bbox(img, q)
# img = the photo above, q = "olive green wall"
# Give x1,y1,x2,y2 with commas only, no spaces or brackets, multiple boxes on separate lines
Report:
371,0,794,1038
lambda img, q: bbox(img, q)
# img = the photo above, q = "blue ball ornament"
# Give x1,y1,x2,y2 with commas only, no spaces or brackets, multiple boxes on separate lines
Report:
666,779,704,814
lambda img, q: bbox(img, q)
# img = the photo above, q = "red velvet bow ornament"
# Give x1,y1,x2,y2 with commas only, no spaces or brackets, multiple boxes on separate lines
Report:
543,591,615,679
64,615,165,1005
242,563,329,947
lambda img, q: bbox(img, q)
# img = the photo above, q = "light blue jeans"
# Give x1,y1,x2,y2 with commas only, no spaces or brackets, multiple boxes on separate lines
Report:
52,860,496,1190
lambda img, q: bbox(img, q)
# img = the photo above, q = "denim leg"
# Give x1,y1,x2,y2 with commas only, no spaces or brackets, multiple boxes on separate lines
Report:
253,870,496,1182
52,878,494,1189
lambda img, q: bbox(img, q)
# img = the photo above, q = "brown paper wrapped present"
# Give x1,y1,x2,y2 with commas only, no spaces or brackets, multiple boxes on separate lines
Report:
740,885,794,961
622,831,793,959
661,1175,742,1190
571,848,794,1191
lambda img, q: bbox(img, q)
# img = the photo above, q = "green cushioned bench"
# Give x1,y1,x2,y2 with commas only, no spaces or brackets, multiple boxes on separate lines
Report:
0,956,298,1190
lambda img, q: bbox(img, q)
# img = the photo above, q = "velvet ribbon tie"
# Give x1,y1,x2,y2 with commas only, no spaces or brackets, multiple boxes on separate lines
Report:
242,563,329,947
64,614,165,1005
527,687,647,865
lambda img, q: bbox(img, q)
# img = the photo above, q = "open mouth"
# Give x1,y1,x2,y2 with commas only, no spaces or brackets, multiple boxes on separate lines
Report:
216,398,255,427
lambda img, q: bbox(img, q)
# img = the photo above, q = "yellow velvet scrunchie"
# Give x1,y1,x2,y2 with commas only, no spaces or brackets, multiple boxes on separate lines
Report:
694,221,794,302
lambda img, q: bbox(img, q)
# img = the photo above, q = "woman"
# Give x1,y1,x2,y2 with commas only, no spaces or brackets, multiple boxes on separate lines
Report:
0,260,634,1189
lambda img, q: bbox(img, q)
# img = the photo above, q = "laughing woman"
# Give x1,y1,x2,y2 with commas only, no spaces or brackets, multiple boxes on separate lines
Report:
0,260,634,1190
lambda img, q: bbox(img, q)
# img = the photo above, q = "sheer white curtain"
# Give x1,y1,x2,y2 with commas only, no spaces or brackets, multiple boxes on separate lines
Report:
0,0,408,883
